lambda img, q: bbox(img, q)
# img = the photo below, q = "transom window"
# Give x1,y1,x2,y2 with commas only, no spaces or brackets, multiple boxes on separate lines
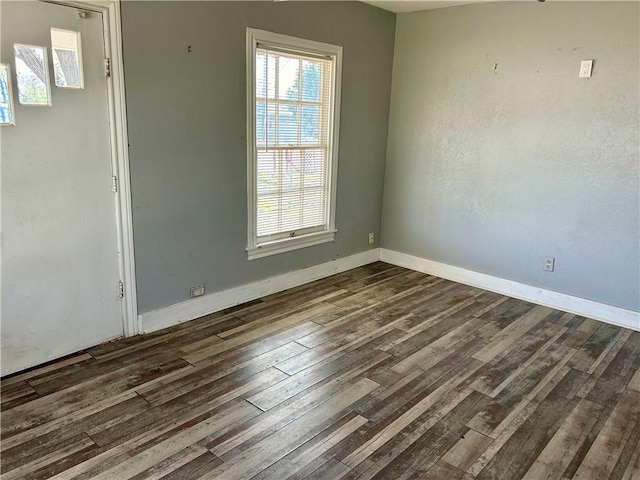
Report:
246,29,342,260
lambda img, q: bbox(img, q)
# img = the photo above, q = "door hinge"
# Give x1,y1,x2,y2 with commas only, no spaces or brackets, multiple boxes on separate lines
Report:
118,280,124,299
104,57,111,78
112,175,118,193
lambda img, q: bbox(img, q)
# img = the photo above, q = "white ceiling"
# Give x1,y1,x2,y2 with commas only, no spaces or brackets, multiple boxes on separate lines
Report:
360,0,618,13
360,1,481,13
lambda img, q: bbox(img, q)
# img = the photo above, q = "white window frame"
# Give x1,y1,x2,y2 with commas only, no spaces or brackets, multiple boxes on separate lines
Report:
246,28,342,260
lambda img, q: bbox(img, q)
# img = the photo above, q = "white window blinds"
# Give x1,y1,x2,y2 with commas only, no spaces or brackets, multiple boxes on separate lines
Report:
254,46,333,240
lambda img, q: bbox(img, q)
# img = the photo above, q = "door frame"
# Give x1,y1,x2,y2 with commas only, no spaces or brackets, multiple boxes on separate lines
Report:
45,0,139,336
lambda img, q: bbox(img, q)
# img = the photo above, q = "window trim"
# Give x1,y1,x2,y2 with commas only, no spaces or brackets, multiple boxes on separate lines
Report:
246,28,342,260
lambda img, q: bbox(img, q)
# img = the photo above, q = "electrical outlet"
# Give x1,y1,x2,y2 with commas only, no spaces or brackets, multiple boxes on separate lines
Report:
579,60,593,78
190,285,205,298
368,232,375,245
544,257,555,272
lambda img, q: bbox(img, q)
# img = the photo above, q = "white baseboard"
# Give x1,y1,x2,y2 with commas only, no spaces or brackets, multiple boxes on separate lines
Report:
140,249,381,333
140,247,639,335
380,249,639,332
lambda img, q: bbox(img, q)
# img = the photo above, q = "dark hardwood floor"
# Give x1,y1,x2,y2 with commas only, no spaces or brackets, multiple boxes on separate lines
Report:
1,262,639,479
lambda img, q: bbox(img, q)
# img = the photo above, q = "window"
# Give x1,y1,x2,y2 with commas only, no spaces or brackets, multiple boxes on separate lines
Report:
51,29,84,89
14,44,51,106
0,64,15,125
246,29,342,260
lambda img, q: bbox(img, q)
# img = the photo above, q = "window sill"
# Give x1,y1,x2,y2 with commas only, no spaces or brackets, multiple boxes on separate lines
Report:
247,229,337,260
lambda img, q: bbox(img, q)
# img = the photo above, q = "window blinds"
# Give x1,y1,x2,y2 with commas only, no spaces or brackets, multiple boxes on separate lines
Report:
254,47,333,240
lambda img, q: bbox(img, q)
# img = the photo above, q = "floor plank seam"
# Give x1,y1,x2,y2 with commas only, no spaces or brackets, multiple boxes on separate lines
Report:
2,263,639,480
134,390,152,405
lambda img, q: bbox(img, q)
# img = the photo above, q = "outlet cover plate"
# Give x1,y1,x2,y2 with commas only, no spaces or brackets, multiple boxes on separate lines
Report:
190,285,205,297
544,257,555,272
579,60,593,78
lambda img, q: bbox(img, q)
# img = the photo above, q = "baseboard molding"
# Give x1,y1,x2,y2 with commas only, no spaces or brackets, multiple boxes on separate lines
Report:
140,249,380,333
380,249,640,332
140,247,639,335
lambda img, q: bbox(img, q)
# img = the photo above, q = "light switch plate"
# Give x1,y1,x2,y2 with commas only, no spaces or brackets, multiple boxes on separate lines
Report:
579,60,593,78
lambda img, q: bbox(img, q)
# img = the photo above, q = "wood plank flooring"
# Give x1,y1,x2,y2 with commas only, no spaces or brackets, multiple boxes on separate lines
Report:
1,262,639,480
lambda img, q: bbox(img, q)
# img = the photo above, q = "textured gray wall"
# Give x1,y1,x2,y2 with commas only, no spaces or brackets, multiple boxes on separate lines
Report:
382,2,639,311
122,1,395,313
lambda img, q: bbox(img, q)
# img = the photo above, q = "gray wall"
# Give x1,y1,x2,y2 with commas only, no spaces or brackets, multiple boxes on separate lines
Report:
121,1,395,313
382,2,639,311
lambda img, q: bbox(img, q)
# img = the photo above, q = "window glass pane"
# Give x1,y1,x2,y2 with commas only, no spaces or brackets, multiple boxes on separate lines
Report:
301,60,321,102
303,149,326,188
278,55,299,100
256,101,266,144
302,188,325,228
301,105,320,145
51,29,83,89
256,52,276,99
278,104,297,145
14,44,51,105
282,149,302,194
257,101,276,146
281,189,302,232
256,52,267,98
257,150,279,196
257,192,280,236
0,64,15,125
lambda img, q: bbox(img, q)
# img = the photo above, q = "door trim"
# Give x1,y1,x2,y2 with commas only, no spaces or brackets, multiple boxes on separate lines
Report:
45,0,139,336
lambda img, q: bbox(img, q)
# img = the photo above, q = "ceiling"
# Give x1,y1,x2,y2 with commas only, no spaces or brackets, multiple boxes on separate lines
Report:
360,1,481,13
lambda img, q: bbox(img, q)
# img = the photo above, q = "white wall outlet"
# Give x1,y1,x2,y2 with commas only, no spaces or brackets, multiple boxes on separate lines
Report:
579,60,593,78
368,232,375,245
190,285,205,297
544,257,555,272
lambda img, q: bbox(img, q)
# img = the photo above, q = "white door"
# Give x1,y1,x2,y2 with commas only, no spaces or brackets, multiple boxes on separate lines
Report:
1,1,123,375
